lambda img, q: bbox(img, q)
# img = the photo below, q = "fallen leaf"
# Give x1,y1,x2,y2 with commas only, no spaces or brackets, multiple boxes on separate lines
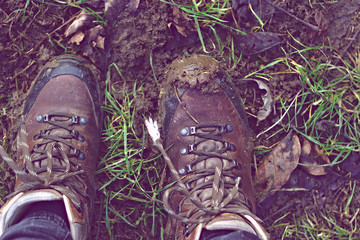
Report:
241,79,274,124
96,35,105,49
168,22,187,37
300,138,329,176
68,31,85,45
235,32,282,56
128,0,140,12
255,130,301,201
255,80,274,124
65,11,95,37
88,25,104,42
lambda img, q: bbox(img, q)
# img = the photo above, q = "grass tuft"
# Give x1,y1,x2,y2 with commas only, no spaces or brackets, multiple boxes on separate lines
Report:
97,63,165,239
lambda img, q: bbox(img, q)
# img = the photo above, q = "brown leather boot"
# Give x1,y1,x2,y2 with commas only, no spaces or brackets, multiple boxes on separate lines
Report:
0,55,102,240
160,55,269,240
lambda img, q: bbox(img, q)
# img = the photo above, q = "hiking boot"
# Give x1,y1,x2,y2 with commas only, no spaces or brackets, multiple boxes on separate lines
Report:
160,55,269,240
0,55,102,240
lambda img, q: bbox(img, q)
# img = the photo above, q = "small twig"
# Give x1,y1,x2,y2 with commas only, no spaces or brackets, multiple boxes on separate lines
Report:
265,0,319,32
256,90,301,138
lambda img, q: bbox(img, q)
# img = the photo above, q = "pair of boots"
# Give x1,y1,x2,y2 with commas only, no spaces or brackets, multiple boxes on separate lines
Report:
0,55,268,240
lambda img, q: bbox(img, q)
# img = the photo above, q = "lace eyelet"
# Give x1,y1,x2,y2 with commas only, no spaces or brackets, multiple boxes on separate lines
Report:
79,152,85,160
73,148,79,156
226,124,233,132
78,135,85,142
224,142,236,151
33,134,40,141
178,164,192,175
180,128,188,136
180,126,197,136
180,148,187,155
72,116,78,124
36,115,43,122
220,124,233,133
71,130,79,138
185,164,192,173
43,114,49,122
79,117,87,125
232,160,242,170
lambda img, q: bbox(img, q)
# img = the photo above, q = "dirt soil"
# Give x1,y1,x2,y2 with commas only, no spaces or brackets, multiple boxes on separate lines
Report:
1,0,360,239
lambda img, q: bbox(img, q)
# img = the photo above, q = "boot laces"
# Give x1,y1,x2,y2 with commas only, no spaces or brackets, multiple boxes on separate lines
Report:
0,113,89,209
163,123,259,236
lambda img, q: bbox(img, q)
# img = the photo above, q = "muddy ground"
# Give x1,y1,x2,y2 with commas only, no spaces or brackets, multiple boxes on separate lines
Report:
1,0,360,239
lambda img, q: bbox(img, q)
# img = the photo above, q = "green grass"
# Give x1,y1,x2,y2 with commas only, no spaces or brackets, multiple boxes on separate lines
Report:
161,0,245,53
272,181,359,239
97,63,165,239
295,55,359,162
250,43,360,164
247,41,360,238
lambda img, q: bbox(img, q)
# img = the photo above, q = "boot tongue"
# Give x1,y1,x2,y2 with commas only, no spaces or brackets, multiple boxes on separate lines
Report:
193,139,234,202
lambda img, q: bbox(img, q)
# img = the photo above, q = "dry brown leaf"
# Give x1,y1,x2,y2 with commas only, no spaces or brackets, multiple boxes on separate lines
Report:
255,130,300,200
68,31,85,45
254,79,274,124
128,0,140,12
64,11,95,37
88,25,104,42
242,79,274,124
300,137,330,176
168,22,188,37
96,35,105,49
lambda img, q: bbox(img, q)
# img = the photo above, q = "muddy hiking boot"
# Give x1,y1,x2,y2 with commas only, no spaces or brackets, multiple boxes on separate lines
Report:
160,55,269,240
0,55,102,240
